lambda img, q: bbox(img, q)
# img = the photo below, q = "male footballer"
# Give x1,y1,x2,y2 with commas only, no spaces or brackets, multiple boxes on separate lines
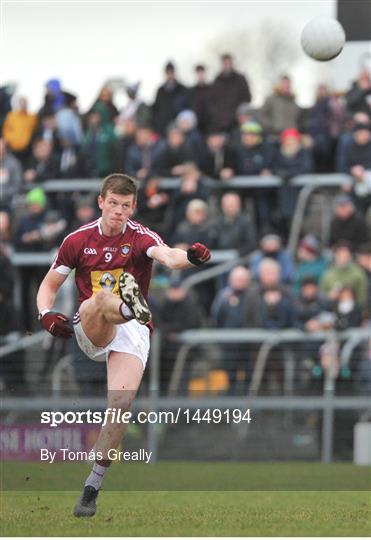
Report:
36,173,211,517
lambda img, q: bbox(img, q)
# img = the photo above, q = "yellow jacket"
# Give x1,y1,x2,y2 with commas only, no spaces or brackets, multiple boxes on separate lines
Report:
2,111,38,151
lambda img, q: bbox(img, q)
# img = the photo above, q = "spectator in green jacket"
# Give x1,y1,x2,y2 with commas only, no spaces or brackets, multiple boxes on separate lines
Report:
320,241,368,307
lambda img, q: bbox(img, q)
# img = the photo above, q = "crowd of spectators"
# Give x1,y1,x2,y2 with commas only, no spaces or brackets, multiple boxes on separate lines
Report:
1,54,370,395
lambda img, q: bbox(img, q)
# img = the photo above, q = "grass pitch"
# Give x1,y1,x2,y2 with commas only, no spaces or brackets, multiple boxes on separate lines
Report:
1,462,370,536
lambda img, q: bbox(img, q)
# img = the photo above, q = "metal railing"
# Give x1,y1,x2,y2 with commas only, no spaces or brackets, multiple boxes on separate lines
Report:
1,326,369,463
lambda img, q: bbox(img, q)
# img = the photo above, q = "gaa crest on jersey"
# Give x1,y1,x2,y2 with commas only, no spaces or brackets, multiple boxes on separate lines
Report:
121,243,131,257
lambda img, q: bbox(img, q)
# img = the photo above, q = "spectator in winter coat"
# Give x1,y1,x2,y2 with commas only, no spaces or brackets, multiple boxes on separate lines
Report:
320,242,368,308
172,199,211,247
305,84,336,172
125,126,163,181
155,124,195,177
334,286,363,330
293,279,331,331
169,162,209,229
210,192,256,255
135,176,170,236
329,194,370,249
80,110,117,178
199,132,238,180
175,110,205,165
189,64,211,134
335,111,370,173
23,139,59,184
343,123,371,173
55,92,83,147
207,54,251,133
88,85,118,126
293,234,329,296
259,75,302,136
152,61,189,136
156,124,196,177
2,97,38,164
271,128,313,233
210,266,253,392
250,234,295,284
345,69,371,115
236,121,275,229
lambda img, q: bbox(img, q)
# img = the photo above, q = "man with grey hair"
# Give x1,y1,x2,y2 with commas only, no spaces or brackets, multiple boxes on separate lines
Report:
172,198,211,247
210,192,256,255
250,234,295,283
211,265,253,393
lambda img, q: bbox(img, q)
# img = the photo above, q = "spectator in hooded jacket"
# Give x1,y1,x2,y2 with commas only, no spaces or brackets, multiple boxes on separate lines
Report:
259,75,302,136
153,61,189,136
329,194,370,249
39,78,65,117
207,54,251,133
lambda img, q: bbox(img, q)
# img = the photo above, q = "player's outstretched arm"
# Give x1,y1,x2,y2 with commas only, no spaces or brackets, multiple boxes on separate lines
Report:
150,243,211,270
36,269,73,338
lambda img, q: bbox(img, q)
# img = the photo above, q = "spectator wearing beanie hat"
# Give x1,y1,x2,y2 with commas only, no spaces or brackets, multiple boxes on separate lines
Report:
293,234,329,296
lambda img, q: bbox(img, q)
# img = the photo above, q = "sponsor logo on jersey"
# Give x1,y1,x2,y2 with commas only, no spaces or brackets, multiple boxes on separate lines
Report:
90,268,122,296
84,247,98,255
121,244,131,257
103,247,118,252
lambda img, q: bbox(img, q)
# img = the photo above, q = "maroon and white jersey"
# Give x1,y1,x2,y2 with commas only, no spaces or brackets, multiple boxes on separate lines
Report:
52,218,165,307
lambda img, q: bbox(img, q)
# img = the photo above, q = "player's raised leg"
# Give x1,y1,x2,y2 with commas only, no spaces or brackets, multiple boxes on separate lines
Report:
74,351,144,517
78,272,151,348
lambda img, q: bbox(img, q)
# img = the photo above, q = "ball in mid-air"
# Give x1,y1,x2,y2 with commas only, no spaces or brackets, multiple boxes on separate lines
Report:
301,16,346,61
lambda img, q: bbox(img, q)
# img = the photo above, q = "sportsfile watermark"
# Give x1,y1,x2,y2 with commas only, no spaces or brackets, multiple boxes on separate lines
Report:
41,408,252,427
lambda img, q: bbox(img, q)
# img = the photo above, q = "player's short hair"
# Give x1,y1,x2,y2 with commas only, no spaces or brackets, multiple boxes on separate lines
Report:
101,173,138,199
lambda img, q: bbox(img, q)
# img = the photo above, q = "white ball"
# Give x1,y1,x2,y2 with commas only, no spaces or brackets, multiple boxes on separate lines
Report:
301,16,346,61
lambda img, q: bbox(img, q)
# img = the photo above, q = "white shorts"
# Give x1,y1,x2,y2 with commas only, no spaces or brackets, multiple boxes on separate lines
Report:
73,314,150,368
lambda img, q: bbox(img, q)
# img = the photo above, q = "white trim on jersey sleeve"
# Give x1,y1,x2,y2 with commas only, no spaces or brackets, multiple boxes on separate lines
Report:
53,264,72,275
146,246,156,258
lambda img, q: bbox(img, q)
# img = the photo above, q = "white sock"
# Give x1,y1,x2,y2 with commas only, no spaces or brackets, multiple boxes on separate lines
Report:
119,301,133,321
85,463,107,490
